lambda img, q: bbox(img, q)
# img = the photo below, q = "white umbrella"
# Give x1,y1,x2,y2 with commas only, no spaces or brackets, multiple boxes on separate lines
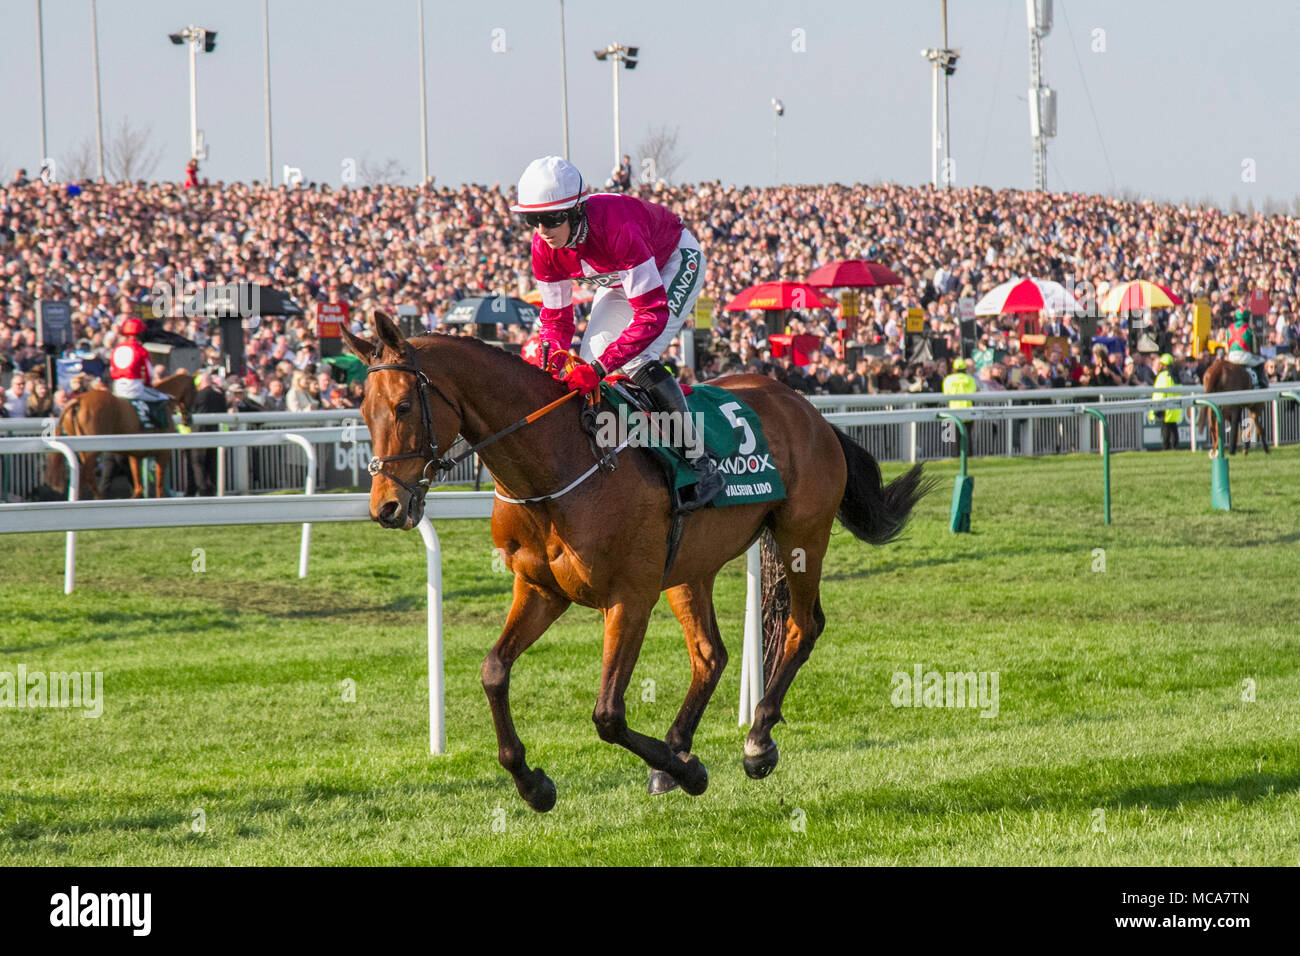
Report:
974,277,1082,317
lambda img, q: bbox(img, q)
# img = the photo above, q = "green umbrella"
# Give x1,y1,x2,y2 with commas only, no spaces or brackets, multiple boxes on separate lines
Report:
324,353,368,385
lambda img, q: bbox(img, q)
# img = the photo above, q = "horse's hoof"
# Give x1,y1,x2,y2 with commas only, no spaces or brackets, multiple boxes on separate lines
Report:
743,739,779,780
676,754,709,796
520,768,557,813
648,769,679,795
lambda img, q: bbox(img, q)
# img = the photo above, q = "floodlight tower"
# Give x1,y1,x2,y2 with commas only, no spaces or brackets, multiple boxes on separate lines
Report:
168,26,218,161
920,1,959,188
1027,0,1056,191
594,43,638,169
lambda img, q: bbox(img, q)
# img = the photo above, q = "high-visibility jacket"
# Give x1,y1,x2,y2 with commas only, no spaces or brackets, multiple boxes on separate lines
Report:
942,372,978,408
1149,369,1182,423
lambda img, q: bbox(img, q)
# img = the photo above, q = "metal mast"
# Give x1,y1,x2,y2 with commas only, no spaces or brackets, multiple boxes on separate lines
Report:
921,2,958,188
559,1,570,159
418,0,428,182
940,0,952,188
1027,0,1056,191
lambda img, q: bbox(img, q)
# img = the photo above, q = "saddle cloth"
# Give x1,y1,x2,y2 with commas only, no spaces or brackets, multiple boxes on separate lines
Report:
598,381,786,508
130,398,172,431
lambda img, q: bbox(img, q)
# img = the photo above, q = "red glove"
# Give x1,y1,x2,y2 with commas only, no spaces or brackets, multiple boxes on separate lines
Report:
560,361,602,395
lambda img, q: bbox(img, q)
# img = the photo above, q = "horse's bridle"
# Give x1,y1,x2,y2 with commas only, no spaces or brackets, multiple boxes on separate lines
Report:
363,338,586,518
364,340,461,510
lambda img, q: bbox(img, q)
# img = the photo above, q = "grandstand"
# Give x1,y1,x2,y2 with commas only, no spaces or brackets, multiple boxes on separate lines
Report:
3,178,1298,434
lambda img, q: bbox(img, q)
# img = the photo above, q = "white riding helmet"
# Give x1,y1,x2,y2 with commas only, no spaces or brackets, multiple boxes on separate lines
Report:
510,156,585,214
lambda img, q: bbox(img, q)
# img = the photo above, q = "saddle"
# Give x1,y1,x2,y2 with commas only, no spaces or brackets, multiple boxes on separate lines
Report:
585,378,787,583
606,379,698,506
130,398,173,431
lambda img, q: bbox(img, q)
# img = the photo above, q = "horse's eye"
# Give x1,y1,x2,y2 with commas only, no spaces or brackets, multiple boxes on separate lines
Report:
396,401,412,416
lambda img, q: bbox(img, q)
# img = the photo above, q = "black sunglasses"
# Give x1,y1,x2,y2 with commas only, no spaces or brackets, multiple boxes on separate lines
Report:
524,210,569,228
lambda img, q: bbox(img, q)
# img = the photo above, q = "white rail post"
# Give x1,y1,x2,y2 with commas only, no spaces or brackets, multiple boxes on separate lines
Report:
285,434,317,578
216,423,226,497
349,421,360,487
45,441,79,595
418,517,445,755
738,540,762,726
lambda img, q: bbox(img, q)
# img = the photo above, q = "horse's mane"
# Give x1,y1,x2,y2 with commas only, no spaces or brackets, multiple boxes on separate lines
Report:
406,332,558,386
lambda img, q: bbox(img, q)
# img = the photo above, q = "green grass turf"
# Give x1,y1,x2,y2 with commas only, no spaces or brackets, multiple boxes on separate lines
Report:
1,446,1298,865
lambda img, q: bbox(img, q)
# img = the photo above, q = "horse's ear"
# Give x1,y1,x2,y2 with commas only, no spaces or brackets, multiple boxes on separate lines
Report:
372,310,406,357
340,322,378,364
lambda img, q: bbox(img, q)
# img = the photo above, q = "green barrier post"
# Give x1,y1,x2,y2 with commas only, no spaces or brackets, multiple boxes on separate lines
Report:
938,413,972,533
1193,398,1231,511
1081,407,1111,525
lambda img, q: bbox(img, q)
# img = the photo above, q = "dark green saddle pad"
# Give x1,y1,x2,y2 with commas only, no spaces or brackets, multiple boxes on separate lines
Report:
131,399,171,431
597,381,786,508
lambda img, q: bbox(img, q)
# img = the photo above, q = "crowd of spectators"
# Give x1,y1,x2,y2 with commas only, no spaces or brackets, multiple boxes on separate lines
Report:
3,165,1299,419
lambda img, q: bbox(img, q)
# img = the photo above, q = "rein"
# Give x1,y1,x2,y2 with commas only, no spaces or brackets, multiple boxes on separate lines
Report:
364,340,581,506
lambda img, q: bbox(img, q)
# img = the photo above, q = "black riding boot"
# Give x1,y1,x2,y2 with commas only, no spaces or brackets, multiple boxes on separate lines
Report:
632,362,725,511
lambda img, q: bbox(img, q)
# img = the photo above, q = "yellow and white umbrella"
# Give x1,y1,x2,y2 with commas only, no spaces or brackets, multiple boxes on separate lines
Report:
1100,280,1183,313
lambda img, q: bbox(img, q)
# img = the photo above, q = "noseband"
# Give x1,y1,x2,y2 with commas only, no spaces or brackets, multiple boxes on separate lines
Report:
364,340,460,508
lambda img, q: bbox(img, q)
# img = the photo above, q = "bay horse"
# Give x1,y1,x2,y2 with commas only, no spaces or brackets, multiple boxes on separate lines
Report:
343,312,929,811
45,372,197,499
1202,357,1270,457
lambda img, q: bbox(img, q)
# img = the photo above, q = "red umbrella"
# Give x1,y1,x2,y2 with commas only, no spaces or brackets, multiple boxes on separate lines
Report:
806,259,903,288
724,281,837,311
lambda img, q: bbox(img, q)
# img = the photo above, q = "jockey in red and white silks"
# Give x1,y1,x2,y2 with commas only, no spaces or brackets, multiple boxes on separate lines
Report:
110,317,170,403
511,155,722,510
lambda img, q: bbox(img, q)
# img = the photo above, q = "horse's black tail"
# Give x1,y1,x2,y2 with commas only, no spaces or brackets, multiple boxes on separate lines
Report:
832,426,934,546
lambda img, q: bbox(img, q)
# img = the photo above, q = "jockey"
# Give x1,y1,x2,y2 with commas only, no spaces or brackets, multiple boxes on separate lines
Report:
1226,309,1267,388
110,317,171,423
512,155,724,511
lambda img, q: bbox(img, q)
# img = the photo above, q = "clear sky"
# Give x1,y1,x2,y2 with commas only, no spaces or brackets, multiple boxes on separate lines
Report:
3,0,1297,208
